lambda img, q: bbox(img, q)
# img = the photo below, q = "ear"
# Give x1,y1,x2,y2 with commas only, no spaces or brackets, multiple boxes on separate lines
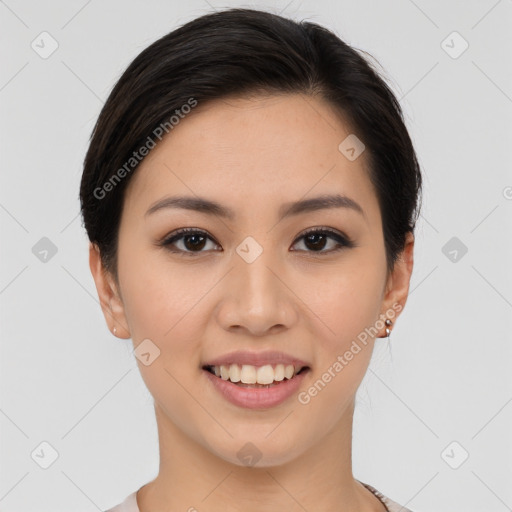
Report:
378,231,415,337
88,242,131,338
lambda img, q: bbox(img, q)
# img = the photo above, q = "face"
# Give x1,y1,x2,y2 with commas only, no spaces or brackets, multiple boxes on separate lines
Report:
90,93,413,468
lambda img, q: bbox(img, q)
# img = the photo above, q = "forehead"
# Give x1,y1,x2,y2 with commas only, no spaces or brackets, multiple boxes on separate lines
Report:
122,93,379,222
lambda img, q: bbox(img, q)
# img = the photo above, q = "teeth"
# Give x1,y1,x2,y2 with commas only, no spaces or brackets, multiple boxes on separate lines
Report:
256,365,274,385
211,363,302,384
220,365,229,380
274,364,285,381
229,363,241,382
240,365,256,384
284,364,294,380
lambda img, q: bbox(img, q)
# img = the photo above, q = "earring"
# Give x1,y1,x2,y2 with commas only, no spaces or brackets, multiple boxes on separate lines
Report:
113,327,117,336
385,319,392,339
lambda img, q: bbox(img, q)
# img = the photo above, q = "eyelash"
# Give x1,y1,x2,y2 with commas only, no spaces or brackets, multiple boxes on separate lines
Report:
158,227,355,257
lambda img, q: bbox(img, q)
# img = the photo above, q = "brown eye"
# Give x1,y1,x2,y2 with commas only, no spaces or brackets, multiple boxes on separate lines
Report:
160,228,220,255
159,227,355,257
303,232,329,251
291,228,355,254
181,233,207,251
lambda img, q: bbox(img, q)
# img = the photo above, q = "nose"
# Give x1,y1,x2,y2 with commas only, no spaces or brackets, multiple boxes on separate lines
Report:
215,250,299,336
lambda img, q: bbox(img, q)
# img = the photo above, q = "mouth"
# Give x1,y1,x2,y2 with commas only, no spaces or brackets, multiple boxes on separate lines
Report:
202,363,310,388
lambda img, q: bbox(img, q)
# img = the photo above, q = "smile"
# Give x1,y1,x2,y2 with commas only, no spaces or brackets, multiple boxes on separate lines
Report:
202,364,311,409
204,363,307,386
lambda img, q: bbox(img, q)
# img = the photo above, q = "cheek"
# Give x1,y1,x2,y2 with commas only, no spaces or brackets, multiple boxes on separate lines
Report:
302,259,385,342
122,272,206,354
298,272,381,419
300,255,385,403
119,263,209,419
117,237,200,337
116,254,208,401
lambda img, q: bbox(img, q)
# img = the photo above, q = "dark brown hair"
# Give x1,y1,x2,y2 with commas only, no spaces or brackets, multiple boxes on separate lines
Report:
80,7,422,281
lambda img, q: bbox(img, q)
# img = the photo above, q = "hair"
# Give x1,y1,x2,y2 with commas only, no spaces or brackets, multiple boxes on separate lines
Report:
80,7,422,283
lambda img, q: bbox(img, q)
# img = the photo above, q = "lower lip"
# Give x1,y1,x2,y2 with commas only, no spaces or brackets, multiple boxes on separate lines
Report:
202,368,310,409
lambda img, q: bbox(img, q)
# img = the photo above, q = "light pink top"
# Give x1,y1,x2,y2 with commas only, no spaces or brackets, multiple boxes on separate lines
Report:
104,481,414,511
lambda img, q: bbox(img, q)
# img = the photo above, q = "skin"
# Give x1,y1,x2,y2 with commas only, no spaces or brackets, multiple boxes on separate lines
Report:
90,93,414,512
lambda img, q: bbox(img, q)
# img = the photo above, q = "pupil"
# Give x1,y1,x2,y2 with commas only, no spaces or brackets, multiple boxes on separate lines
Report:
305,233,326,251
184,234,206,251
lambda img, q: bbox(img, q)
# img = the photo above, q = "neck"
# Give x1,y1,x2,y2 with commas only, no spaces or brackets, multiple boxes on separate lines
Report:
136,400,385,512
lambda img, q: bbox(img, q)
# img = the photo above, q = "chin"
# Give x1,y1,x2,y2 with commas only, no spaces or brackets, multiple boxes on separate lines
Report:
207,435,303,470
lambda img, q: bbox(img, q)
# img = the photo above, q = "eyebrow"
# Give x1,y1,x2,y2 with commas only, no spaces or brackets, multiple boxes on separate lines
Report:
145,193,366,222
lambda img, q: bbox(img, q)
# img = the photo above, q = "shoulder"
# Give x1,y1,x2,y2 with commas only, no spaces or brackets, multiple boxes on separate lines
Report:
359,481,415,512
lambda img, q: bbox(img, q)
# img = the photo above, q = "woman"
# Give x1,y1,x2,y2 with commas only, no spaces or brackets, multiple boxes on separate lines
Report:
80,7,421,512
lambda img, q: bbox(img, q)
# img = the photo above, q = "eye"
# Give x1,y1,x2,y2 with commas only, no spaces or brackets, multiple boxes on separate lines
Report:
291,227,355,254
158,226,355,256
159,228,220,256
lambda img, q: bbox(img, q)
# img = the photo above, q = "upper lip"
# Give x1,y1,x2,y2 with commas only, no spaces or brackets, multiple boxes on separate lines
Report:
202,350,310,369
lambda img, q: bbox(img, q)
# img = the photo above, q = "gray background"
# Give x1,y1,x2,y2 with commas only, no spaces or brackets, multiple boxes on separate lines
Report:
1,1,511,511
